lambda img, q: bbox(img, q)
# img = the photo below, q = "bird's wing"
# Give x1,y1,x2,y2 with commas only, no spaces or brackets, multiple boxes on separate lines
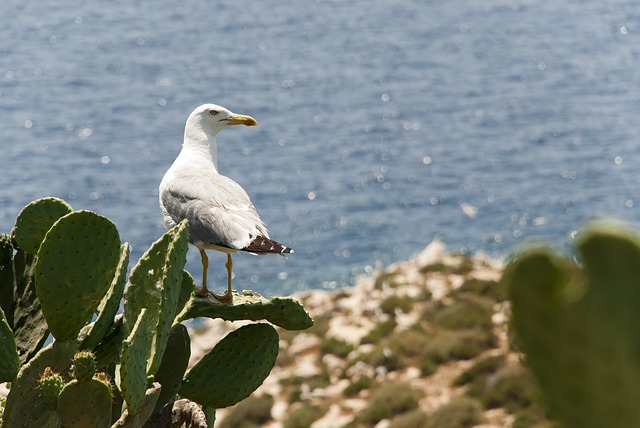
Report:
160,171,270,251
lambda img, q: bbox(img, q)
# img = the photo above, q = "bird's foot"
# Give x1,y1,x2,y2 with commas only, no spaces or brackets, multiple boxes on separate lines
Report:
195,286,233,303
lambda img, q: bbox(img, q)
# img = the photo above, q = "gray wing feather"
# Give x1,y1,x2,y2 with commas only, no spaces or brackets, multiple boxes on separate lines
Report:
161,172,269,250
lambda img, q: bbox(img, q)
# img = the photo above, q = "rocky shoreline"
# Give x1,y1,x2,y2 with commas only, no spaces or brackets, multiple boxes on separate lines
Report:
189,240,554,428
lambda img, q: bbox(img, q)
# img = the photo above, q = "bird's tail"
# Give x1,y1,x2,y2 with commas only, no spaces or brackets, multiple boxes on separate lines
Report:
242,236,293,256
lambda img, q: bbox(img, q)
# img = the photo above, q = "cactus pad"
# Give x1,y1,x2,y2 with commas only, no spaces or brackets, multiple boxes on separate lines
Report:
180,323,279,408
11,249,49,364
81,243,131,351
0,306,20,382
56,378,112,428
12,197,73,254
35,210,121,341
2,339,77,427
111,382,161,428
118,308,154,416
150,220,189,374
154,323,191,410
183,294,314,331
505,222,640,428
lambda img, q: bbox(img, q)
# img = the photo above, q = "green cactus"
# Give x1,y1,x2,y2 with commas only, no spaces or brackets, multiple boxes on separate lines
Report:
11,197,73,254
118,308,154,416
56,378,112,428
80,243,130,351
150,219,189,374
153,324,190,411
0,234,13,317
184,294,314,330
38,367,65,410
505,222,640,428
0,306,19,382
173,270,196,327
111,382,161,428
123,220,188,375
0,233,12,267
124,225,177,331
1,197,313,427
2,339,77,427
11,249,48,364
35,210,121,341
72,351,97,383
180,323,280,409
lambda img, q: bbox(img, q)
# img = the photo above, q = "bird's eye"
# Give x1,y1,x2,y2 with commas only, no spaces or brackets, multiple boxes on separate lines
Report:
209,109,219,115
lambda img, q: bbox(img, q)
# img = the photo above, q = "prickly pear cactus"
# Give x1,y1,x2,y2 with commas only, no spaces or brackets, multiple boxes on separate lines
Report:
123,219,188,375
0,233,13,316
3,339,77,427
1,197,314,428
118,308,154,416
56,378,112,428
11,248,49,364
505,222,640,428
111,382,161,428
154,324,190,411
180,323,279,408
80,243,131,351
184,294,314,330
35,210,121,341
0,232,12,267
11,197,73,255
0,307,19,382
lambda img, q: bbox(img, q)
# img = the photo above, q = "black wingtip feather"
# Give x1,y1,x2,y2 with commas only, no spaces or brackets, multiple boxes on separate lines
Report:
242,235,293,255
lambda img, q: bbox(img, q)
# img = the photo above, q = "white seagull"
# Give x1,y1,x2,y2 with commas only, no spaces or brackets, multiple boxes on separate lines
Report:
159,104,292,302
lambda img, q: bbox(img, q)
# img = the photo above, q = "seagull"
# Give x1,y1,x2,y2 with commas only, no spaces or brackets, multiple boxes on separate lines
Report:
159,104,292,302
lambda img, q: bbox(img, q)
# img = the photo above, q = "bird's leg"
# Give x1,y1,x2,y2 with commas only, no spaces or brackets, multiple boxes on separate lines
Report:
196,249,210,297
225,254,234,297
196,249,231,302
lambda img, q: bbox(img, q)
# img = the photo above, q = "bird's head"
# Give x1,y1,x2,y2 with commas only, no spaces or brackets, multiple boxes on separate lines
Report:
187,103,257,137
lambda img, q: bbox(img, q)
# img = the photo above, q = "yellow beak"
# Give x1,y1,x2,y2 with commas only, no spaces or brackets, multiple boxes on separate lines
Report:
224,114,258,127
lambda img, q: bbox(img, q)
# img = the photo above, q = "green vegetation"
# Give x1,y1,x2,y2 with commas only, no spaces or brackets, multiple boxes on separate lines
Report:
218,394,274,428
380,294,414,315
283,403,326,428
455,277,506,302
422,328,495,364
429,294,494,331
364,329,430,372
343,375,372,397
425,396,483,428
453,354,505,386
361,318,397,344
474,364,540,412
357,381,420,426
388,409,429,428
0,197,313,427
320,336,355,358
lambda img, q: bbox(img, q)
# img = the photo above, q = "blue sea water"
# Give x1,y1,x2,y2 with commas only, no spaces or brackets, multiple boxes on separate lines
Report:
1,0,640,296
